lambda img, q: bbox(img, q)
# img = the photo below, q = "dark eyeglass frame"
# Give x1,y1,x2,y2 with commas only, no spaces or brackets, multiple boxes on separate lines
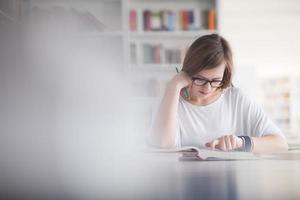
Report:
191,77,223,88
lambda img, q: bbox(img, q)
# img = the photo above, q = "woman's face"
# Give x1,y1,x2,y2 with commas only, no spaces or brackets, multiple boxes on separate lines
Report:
189,63,226,100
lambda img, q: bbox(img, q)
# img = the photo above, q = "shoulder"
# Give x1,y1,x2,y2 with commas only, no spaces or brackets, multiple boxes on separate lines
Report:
223,86,244,98
222,86,255,106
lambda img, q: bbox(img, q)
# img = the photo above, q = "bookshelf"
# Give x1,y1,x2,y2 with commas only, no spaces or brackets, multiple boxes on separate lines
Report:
3,1,300,139
290,77,300,137
2,0,219,135
5,0,219,70
127,0,218,71
261,77,291,133
260,76,300,137
125,0,219,133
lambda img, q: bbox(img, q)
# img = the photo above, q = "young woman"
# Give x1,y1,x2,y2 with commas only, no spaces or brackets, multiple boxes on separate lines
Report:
151,34,288,154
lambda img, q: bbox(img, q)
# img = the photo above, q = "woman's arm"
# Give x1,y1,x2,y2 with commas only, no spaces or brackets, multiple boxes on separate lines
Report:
150,72,191,148
251,134,288,154
205,134,288,153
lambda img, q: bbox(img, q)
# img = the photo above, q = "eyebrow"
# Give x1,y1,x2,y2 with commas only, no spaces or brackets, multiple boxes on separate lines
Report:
194,75,223,81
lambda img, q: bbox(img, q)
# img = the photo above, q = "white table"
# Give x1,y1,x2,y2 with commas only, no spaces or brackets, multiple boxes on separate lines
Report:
122,152,300,200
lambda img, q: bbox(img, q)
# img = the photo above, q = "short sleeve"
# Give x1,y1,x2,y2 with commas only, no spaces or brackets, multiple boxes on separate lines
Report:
239,90,285,138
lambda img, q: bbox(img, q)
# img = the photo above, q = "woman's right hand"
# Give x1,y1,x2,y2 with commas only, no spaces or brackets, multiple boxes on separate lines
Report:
169,71,192,90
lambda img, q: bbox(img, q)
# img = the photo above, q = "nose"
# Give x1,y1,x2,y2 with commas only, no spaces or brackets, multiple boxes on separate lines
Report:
202,82,212,92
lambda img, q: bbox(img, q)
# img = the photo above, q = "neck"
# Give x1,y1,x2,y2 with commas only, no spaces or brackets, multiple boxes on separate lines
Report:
189,89,222,106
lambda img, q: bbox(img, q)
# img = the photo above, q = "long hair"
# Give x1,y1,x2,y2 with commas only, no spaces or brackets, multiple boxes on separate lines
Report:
182,34,233,89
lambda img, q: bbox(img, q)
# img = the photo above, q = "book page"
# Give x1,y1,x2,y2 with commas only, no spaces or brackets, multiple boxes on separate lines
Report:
150,147,259,161
196,149,259,160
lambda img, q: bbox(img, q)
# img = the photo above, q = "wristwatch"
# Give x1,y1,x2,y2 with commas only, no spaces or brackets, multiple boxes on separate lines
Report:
238,136,253,152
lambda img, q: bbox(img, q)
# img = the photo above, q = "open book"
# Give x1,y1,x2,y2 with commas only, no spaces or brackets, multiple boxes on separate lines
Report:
151,146,259,161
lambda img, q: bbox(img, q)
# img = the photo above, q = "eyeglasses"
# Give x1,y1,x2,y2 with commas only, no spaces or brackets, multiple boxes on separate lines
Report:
191,77,223,88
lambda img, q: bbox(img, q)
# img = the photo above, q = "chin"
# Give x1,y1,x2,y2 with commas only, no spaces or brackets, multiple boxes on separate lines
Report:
198,91,211,97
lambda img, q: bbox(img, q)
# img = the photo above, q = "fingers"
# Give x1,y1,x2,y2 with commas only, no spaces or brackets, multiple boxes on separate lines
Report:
173,71,192,89
205,139,219,150
179,71,193,85
221,135,234,151
216,138,226,151
207,135,240,152
230,135,237,149
181,71,193,84
211,140,219,150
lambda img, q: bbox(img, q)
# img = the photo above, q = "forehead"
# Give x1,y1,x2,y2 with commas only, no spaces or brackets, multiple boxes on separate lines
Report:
195,62,226,78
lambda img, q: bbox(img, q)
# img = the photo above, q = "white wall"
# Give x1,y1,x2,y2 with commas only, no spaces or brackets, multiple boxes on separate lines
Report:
219,0,300,101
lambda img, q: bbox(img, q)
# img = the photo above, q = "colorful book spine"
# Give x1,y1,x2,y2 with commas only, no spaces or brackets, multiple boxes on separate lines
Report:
161,10,168,31
167,11,176,31
143,44,152,63
188,10,194,30
142,44,187,64
129,9,137,31
192,9,200,30
180,10,189,31
143,10,151,31
153,45,162,64
150,11,161,31
208,8,216,31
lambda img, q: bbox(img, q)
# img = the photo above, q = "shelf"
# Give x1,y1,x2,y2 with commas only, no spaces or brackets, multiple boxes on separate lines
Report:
129,30,216,38
127,0,218,70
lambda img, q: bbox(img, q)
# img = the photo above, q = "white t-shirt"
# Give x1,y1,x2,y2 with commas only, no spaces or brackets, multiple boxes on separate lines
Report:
175,87,284,148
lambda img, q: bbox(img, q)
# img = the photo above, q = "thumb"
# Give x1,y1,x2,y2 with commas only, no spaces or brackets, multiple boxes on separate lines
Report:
206,139,219,150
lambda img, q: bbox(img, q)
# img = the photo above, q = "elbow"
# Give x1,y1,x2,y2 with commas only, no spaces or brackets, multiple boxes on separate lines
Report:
281,138,289,152
149,131,176,149
275,135,289,152
158,140,176,149
152,137,176,149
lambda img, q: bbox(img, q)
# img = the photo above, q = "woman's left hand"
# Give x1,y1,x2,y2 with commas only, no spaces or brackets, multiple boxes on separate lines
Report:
205,135,243,151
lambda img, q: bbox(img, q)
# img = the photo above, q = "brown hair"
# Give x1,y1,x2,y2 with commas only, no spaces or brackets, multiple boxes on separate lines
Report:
182,34,233,89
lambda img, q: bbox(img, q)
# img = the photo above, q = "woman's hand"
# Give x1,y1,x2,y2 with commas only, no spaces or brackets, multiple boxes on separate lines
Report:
205,135,244,151
169,71,192,90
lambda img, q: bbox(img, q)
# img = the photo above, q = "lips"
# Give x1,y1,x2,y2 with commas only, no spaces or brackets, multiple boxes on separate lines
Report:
199,91,210,95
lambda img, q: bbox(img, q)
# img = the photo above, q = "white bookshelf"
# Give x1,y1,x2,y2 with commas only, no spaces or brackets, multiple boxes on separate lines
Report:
10,0,219,134
129,30,216,38
123,0,219,130
21,0,218,70
260,75,300,138
127,0,218,70
290,77,300,137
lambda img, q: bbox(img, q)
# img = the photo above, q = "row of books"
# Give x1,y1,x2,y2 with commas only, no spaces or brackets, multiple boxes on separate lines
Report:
142,43,186,64
261,78,291,133
129,8,216,32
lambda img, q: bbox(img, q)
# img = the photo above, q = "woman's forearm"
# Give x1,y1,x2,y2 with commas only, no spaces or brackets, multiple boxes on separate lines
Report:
251,135,288,154
151,82,182,148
